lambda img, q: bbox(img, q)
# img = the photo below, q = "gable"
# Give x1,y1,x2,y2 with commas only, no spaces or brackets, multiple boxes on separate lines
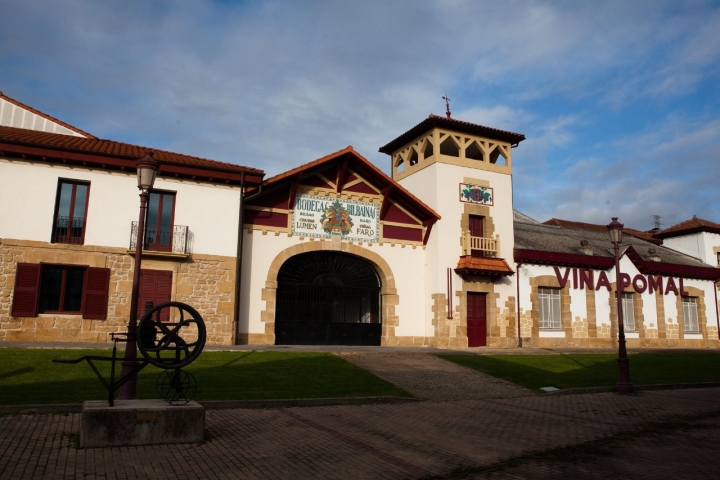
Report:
0,95,92,138
244,148,439,245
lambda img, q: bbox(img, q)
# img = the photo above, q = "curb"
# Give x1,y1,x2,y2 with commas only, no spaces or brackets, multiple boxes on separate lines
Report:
0,396,419,415
544,382,720,396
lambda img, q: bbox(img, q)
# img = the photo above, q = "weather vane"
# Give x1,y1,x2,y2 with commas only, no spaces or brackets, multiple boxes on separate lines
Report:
442,94,451,119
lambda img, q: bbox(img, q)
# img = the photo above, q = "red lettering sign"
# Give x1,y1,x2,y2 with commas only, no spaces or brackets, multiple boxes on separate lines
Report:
632,275,647,293
596,271,611,291
553,267,570,289
550,267,689,296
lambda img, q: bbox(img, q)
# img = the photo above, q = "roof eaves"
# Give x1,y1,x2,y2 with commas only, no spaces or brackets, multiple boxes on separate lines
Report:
379,115,525,154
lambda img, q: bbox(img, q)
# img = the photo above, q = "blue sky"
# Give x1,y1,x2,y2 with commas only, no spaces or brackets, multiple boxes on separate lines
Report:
2,0,719,229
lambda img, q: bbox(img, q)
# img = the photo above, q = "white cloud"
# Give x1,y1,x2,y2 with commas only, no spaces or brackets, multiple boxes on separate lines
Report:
2,0,720,226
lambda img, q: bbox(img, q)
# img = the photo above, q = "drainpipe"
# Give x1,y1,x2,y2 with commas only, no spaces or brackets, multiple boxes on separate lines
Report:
715,280,719,341
516,261,522,348
233,173,264,345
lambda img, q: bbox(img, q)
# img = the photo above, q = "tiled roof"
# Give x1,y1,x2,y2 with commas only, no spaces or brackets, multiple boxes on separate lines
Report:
455,256,514,277
543,218,660,244
654,216,720,239
0,91,95,138
379,114,526,154
258,146,440,221
0,125,262,175
515,221,720,279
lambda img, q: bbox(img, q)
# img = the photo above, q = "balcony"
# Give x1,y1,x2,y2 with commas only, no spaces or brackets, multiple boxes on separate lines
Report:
129,222,192,256
456,232,512,280
52,216,85,244
461,231,499,257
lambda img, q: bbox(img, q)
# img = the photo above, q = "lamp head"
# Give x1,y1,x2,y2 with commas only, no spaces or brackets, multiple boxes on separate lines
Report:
607,217,624,245
136,151,159,192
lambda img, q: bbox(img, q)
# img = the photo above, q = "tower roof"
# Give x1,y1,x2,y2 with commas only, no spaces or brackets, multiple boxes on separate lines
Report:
379,114,525,155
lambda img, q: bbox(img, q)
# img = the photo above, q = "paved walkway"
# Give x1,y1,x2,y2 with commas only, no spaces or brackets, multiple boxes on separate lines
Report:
2,345,720,478
1,388,719,479
339,352,534,400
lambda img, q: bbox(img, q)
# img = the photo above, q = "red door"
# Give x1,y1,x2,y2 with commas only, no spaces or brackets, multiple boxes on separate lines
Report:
469,215,484,257
138,270,173,321
467,292,487,347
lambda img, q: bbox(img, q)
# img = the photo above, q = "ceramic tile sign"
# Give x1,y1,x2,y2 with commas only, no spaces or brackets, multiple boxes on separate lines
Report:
292,193,380,242
459,183,494,206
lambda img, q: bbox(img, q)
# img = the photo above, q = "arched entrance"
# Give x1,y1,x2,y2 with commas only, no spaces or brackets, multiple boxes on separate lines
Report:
275,251,382,346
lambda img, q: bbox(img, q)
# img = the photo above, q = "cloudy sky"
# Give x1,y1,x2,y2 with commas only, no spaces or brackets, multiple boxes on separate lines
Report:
2,0,719,229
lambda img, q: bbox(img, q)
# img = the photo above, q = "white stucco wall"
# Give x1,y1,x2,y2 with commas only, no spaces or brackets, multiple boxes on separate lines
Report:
662,233,705,262
239,232,428,338
518,257,719,336
398,161,516,331
0,158,241,257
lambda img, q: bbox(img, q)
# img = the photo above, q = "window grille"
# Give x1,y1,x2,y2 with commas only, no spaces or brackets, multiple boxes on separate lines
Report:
682,297,699,333
538,287,561,330
621,293,635,331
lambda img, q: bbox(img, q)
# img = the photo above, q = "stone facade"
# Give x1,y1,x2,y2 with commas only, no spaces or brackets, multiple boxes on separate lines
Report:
0,238,236,345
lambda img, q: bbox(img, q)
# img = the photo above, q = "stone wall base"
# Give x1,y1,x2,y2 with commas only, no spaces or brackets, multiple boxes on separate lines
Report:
81,399,204,448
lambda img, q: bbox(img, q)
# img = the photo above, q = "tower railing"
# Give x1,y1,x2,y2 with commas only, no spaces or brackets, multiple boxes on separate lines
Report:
462,231,499,257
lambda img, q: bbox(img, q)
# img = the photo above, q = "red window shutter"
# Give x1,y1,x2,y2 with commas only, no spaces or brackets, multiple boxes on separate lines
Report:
154,271,173,321
138,270,173,321
11,263,41,317
138,270,158,318
82,267,110,320
156,271,173,305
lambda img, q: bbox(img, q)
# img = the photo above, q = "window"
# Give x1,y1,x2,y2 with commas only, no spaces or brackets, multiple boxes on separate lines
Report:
408,148,419,166
682,296,699,333
440,136,460,157
621,293,635,331
39,266,85,313
52,180,90,244
145,191,176,251
465,141,484,161
11,263,110,319
538,287,561,330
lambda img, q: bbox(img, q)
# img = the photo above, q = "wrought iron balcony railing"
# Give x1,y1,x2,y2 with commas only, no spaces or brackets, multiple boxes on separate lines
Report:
462,231,499,257
52,216,85,244
130,222,192,254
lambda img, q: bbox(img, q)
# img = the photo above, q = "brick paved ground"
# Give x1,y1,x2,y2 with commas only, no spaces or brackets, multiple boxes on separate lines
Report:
2,388,719,479
339,353,534,400
457,412,720,479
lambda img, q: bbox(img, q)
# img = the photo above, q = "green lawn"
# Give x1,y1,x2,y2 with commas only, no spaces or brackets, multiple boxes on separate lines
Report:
439,352,720,391
0,349,410,405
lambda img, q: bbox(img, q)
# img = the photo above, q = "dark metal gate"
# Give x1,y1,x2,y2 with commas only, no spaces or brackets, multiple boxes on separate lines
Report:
275,252,381,346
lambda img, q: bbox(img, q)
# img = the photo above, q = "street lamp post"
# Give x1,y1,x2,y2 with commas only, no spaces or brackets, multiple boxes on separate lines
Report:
118,151,158,400
607,217,633,394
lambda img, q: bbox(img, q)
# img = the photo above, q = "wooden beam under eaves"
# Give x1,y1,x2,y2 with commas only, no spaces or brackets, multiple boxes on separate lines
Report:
379,185,394,220
336,158,349,194
288,173,303,209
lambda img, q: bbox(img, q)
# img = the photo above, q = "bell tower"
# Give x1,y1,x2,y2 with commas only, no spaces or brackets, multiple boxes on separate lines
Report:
379,114,525,348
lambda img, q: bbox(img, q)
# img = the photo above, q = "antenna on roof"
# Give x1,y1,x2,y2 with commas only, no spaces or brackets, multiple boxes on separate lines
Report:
442,94,451,119
651,214,662,231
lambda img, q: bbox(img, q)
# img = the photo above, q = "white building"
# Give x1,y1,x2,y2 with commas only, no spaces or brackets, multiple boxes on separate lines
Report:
2,92,719,348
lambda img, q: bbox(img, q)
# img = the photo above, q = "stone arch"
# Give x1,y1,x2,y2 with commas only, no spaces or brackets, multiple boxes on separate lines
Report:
260,239,399,345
